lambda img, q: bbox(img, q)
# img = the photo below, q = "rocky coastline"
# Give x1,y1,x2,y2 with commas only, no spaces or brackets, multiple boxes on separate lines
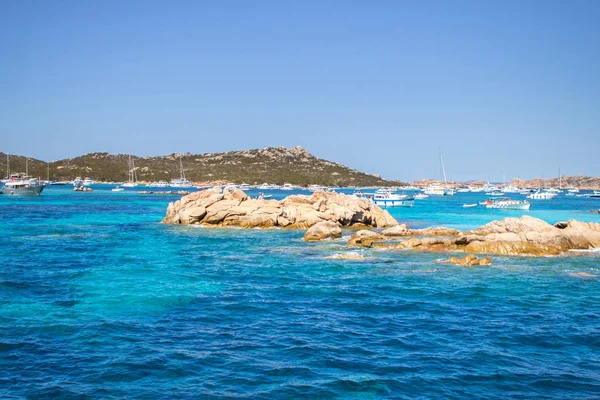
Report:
346,215,600,257
163,190,600,257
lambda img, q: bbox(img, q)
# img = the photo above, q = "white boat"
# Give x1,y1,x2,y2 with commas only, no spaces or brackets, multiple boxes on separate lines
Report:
308,184,327,192
148,180,169,188
83,177,97,186
423,185,446,196
456,187,471,193
171,156,192,188
484,198,531,210
257,192,272,199
545,188,562,194
503,185,521,194
526,190,557,200
463,203,477,208
239,183,253,191
414,193,429,200
373,192,414,207
591,191,600,198
567,188,580,193
112,186,124,192
72,177,83,187
122,155,138,188
257,183,274,190
281,183,295,191
1,175,45,196
486,190,505,196
469,187,485,193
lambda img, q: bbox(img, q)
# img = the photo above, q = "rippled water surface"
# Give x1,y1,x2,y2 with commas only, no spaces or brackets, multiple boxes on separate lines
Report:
1,187,599,399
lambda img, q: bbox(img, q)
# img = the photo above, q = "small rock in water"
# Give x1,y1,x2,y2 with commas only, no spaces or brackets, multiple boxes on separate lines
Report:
440,254,492,267
304,221,342,242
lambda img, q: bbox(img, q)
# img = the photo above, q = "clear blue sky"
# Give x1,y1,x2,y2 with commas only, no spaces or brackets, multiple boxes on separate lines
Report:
1,0,599,181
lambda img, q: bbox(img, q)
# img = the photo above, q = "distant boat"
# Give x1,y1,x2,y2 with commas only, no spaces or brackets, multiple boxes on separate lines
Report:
170,156,192,188
423,185,446,196
463,203,477,208
1,175,45,196
373,192,414,207
83,177,97,186
122,156,138,188
590,191,600,198
503,185,521,194
239,183,253,191
527,190,557,200
484,198,531,210
414,193,429,200
280,183,295,191
111,186,124,192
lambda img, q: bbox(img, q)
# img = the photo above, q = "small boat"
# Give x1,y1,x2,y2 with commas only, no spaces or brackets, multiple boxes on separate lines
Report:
281,183,296,191
257,192,272,199
484,198,531,210
591,191,600,198
308,184,327,192
239,183,254,191
423,185,446,196
463,203,477,208
83,177,97,186
575,193,589,198
414,193,428,200
567,188,580,194
112,186,124,192
527,190,557,200
373,192,414,207
485,190,505,196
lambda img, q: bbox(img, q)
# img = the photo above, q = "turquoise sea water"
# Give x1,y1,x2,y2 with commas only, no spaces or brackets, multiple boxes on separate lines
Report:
1,186,599,399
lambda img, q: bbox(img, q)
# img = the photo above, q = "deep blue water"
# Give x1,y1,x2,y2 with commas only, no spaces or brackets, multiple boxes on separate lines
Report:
1,186,599,399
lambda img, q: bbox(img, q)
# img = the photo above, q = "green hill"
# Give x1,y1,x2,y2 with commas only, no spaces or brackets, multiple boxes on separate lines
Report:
0,146,402,187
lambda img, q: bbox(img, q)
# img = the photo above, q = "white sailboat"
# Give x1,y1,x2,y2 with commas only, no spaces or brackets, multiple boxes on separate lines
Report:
121,155,138,188
171,156,192,188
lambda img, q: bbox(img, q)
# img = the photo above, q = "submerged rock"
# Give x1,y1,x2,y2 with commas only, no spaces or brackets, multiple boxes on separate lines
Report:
163,188,398,229
303,221,342,242
441,254,492,266
326,253,371,260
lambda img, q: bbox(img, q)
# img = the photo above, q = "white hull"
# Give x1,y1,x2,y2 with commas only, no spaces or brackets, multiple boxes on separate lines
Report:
374,199,414,207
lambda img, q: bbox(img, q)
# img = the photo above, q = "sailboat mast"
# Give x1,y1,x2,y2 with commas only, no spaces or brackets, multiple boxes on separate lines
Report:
47,162,50,181
559,167,561,189
180,157,186,180
26,158,28,176
128,155,132,183
440,153,447,183
6,155,9,178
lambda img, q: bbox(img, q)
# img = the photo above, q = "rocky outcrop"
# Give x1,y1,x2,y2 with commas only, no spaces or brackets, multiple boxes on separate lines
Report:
347,216,600,257
163,188,398,229
440,254,492,266
304,221,342,242
381,224,409,236
347,230,383,247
